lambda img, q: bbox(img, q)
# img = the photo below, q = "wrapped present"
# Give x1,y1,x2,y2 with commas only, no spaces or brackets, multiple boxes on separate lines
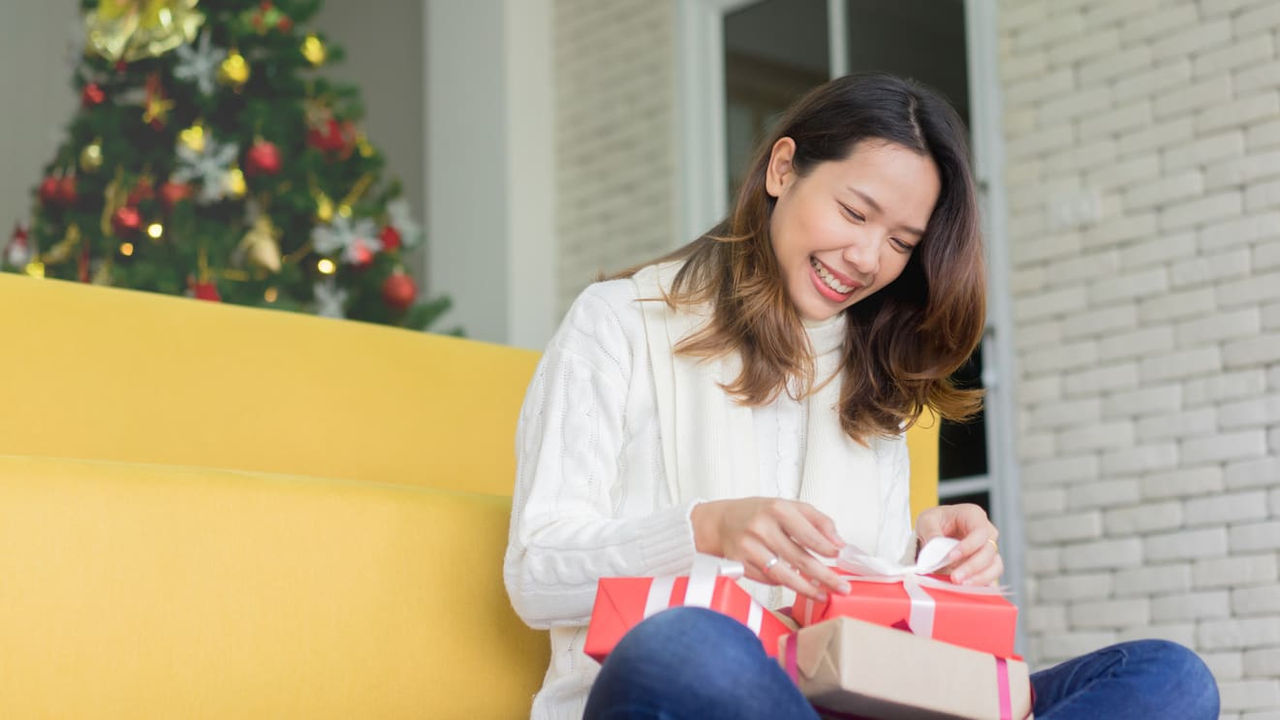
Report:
792,538,1017,658
584,554,793,663
780,616,1034,720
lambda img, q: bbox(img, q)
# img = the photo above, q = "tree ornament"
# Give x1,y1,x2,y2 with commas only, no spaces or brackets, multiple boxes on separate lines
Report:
245,2,287,34
159,179,192,208
217,47,250,89
313,278,347,319
5,224,32,268
58,174,79,205
173,31,225,97
379,224,402,252
39,176,62,207
315,191,334,222
179,121,206,153
81,82,106,107
141,73,174,129
312,214,382,266
188,276,221,302
171,130,238,203
80,139,104,173
382,267,417,312
301,34,326,66
44,224,82,265
245,138,282,176
111,205,143,235
386,199,423,249
84,0,205,63
239,215,282,273
355,131,375,159
226,166,247,198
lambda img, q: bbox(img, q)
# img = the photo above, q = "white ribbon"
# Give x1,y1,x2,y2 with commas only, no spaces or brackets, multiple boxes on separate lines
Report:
837,537,1008,638
641,554,763,634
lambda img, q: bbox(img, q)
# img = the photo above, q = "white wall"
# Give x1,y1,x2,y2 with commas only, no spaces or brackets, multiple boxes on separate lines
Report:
425,0,556,348
0,3,79,236
1000,1,1280,715
553,0,679,313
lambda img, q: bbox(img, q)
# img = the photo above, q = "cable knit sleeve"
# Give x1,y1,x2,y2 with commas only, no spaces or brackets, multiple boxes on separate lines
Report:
877,431,916,565
503,283,699,629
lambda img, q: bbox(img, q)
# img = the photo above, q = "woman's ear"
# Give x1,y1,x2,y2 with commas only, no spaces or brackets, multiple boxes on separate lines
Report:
764,137,797,199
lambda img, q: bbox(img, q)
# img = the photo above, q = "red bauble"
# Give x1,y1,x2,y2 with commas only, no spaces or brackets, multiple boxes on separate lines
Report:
350,237,375,268
381,269,417,312
111,206,142,235
57,175,78,205
277,16,293,31
189,278,221,302
379,225,402,252
160,180,193,209
245,139,282,176
81,82,105,108
307,118,352,155
39,176,61,206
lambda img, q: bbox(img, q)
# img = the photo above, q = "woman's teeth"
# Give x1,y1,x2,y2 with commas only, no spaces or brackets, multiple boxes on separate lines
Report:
811,257,854,294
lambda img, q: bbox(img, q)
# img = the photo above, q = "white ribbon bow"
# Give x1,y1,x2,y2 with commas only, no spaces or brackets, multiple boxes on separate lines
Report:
642,554,764,634
836,537,1008,639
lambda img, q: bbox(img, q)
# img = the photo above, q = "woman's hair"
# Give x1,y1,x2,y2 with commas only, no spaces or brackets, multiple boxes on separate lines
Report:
615,72,986,441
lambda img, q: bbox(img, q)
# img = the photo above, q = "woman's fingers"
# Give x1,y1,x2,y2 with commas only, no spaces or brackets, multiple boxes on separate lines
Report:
746,536,829,601
951,533,1001,585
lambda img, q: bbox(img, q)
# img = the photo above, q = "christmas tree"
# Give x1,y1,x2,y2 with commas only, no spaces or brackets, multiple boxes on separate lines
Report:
2,0,453,332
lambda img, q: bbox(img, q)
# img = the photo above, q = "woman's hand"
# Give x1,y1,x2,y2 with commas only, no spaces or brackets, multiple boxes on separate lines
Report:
690,498,852,602
915,503,1003,586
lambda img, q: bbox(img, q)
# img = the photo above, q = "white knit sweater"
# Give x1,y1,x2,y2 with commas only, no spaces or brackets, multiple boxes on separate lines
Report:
503,277,914,720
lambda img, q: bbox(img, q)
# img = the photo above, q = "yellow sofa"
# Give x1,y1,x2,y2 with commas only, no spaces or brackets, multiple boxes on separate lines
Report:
0,272,938,718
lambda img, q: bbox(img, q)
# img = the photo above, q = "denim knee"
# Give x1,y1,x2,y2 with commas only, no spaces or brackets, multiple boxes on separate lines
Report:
1126,639,1219,718
608,606,764,676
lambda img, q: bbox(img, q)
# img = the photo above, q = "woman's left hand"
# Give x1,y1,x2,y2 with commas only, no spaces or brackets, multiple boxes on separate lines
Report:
915,503,1002,587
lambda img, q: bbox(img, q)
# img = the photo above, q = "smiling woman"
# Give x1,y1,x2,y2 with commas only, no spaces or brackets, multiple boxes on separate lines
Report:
505,72,1219,720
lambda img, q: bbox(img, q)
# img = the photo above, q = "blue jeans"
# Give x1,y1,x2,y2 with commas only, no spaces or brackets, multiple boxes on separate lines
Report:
584,607,1219,719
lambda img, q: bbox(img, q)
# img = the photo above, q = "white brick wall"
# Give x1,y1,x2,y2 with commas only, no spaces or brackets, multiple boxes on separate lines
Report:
553,0,676,312
1002,1,1280,713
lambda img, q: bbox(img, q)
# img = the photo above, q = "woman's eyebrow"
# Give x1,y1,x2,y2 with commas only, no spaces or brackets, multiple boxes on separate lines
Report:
846,186,926,237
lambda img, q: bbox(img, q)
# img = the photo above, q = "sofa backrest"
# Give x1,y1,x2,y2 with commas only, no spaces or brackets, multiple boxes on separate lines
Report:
0,273,940,510
0,274,535,497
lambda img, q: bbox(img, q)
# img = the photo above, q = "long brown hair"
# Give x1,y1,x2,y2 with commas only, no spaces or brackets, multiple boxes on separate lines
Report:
615,72,985,441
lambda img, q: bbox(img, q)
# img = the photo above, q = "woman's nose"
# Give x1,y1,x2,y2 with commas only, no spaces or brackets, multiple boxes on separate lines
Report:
842,234,880,277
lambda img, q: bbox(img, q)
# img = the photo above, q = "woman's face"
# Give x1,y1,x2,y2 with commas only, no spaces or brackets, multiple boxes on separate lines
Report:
766,138,941,322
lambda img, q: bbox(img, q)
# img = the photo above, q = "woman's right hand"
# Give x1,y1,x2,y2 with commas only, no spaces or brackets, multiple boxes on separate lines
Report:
690,498,853,602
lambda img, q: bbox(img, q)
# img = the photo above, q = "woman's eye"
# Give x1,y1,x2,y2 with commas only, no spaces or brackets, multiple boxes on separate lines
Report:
841,205,865,222
891,238,914,253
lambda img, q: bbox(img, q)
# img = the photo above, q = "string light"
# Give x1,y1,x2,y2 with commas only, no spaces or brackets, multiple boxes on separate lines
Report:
119,242,135,257
146,222,163,239
317,258,336,275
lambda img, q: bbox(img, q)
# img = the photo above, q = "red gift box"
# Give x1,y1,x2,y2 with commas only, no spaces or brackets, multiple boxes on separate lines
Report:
793,571,1018,659
584,573,792,663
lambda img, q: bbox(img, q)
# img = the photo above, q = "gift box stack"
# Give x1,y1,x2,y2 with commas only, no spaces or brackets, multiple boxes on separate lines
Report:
785,539,1031,719
584,540,1033,720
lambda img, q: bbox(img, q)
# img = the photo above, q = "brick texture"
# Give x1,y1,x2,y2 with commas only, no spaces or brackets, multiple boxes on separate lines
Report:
1003,0,1280,706
554,0,675,312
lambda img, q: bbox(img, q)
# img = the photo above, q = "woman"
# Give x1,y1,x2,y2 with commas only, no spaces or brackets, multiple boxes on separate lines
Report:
504,73,1218,719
